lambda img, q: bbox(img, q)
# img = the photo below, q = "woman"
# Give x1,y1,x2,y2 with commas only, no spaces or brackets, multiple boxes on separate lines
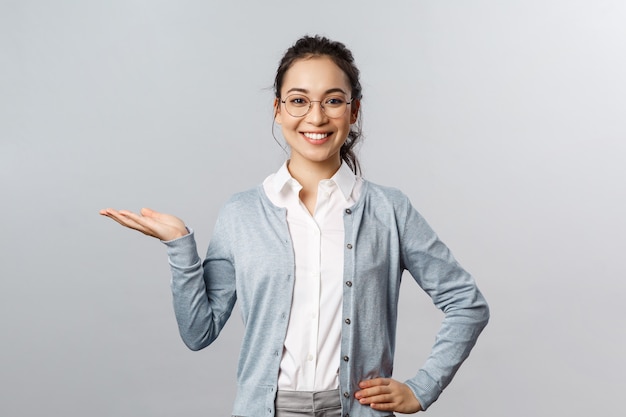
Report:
101,35,489,416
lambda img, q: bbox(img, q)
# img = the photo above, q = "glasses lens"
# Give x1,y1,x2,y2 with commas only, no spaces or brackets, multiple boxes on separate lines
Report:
322,96,348,118
285,94,310,117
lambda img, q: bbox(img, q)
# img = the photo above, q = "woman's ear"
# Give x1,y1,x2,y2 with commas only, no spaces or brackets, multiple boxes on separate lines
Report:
350,99,361,124
274,98,282,124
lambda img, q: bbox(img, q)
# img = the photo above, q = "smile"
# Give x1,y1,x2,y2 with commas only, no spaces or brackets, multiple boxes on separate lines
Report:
302,132,330,140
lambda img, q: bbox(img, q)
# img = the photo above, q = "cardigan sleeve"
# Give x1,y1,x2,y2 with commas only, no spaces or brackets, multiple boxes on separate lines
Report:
398,195,490,410
162,212,237,351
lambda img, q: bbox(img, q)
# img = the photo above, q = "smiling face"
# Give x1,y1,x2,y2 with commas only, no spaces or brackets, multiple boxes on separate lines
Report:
275,56,359,173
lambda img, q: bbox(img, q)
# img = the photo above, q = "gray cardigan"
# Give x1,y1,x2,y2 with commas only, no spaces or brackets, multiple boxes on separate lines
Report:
164,180,489,416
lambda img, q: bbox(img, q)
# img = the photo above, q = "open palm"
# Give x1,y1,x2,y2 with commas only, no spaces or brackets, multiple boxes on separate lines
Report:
99,207,188,241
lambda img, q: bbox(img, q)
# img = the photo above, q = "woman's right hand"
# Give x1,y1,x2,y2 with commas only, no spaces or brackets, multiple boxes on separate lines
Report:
99,207,189,241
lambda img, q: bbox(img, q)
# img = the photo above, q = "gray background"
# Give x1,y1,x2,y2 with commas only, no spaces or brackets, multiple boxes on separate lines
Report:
2,1,625,416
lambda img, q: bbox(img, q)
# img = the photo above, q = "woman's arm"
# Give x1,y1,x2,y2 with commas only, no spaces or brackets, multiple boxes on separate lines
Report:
100,207,237,351
398,195,490,410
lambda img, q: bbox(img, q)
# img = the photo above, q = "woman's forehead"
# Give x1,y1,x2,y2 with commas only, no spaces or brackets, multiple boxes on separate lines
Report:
281,56,351,94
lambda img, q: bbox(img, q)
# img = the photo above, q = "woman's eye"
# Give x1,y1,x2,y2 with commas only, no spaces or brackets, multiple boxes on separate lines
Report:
325,97,345,106
289,96,309,106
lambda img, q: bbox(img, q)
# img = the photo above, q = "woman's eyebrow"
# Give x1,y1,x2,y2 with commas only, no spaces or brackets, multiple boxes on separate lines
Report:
285,87,348,95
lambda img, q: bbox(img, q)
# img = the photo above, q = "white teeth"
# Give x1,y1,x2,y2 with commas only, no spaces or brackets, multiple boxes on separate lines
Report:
303,132,329,140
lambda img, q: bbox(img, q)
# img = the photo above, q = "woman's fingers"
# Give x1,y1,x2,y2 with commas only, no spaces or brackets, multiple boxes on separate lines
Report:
355,378,391,406
140,207,157,218
355,378,422,413
100,208,157,237
100,207,188,241
118,210,161,236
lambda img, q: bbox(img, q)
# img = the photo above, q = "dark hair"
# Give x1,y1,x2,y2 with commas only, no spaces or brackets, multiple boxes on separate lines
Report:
274,35,363,175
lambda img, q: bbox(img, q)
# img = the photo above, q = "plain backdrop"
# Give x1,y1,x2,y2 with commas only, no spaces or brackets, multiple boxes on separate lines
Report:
1,1,625,416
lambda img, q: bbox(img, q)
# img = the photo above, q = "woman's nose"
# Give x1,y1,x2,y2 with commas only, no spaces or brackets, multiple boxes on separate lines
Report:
306,101,327,124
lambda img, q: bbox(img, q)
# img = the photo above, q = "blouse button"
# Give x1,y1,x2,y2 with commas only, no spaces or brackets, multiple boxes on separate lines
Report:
345,318,351,325
343,391,350,398
345,281,352,287
345,208,352,214
346,244,353,249
343,356,349,362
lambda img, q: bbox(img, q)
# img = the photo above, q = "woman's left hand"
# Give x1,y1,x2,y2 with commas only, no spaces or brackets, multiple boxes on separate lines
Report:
354,378,422,413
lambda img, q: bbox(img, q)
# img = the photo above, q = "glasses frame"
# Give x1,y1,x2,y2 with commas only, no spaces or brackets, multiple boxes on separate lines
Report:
280,94,355,119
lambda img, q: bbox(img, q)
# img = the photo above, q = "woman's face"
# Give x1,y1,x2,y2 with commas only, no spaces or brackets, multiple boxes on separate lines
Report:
275,56,359,171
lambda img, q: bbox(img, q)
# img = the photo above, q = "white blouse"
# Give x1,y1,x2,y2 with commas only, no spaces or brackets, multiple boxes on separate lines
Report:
262,161,363,391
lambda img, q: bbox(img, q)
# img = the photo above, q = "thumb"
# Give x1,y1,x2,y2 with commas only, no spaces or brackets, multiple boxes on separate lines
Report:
140,207,157,217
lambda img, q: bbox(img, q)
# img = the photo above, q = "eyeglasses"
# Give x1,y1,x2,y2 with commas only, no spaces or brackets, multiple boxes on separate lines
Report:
280,94,354,118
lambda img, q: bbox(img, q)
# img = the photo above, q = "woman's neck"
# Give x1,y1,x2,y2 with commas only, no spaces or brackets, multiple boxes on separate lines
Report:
287,157,341,191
